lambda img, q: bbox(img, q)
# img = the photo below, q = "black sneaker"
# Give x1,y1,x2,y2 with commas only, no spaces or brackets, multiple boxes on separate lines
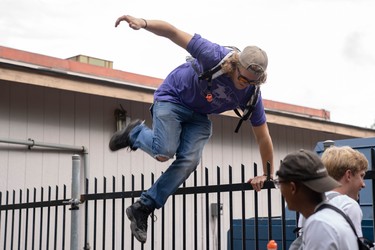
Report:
109,119,143,151
126,201,153,243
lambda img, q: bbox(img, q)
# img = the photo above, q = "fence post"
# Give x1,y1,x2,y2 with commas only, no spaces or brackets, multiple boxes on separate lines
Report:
71,154,81,250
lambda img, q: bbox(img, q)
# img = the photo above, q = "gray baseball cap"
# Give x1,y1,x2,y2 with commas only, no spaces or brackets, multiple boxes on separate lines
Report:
276,149,341,193
239,46,268,75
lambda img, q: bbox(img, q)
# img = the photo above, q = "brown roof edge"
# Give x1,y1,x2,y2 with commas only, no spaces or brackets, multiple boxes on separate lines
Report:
1,45,329,120
0,45,163,88
263,99,330,120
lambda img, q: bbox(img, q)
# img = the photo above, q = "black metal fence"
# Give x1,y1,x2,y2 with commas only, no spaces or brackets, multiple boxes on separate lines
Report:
81,164,286,250
0,186,68,250
1,164,374,250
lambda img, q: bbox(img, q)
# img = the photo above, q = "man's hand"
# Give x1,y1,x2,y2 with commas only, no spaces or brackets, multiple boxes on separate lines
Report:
115,15,146,30
248,175,268,192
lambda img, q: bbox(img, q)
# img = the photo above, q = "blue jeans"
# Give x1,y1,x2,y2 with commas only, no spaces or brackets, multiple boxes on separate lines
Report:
129,101,212,209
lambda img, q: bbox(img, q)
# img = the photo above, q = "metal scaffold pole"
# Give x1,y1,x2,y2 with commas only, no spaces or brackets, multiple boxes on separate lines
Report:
70,154,81,250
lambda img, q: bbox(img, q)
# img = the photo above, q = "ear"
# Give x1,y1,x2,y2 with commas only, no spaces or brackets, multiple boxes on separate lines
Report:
259,72,267,83
344,169,352,182
290,181,298,195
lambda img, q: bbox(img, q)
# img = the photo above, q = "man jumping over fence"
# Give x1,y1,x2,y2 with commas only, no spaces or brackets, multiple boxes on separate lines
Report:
109,14,274,243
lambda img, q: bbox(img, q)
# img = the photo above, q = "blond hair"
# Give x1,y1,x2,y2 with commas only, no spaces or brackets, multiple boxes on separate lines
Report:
220,52,239,75
321,146,368,181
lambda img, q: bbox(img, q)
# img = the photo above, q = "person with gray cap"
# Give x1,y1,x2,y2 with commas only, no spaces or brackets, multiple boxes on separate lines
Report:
274,149,358,249
110,14,274,243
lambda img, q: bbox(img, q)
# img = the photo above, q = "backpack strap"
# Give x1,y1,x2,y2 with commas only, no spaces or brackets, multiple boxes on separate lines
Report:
316,203,359,237
234,86,260,133
315,203,372,249
188,49,237,102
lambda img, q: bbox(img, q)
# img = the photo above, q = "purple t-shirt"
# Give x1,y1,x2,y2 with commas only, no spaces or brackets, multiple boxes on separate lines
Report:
154,34,266,126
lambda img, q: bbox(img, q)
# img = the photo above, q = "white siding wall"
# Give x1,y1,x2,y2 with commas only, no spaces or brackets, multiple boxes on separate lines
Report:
0,81,349,249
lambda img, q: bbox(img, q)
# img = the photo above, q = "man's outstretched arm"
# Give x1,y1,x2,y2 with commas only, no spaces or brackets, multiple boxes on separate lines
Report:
115,15,193,50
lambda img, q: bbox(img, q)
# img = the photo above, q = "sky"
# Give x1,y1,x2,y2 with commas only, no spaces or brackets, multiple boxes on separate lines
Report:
1,0,374,128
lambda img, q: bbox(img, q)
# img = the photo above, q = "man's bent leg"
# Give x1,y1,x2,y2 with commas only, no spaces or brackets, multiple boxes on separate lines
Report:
126,102,189,241
140,112,212,209
130,101,182,159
